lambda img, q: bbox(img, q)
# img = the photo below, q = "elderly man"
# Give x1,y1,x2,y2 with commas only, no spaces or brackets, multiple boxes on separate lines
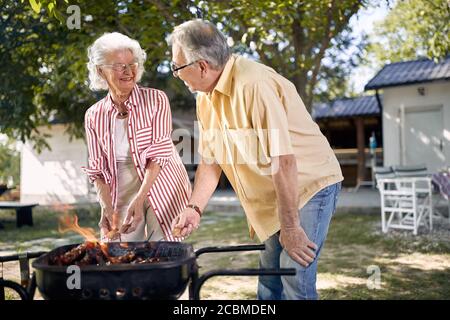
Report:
170,19,343,300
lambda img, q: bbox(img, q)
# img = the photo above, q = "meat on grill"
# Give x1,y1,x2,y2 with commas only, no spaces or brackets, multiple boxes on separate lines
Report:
51,242,88,266
49,241,164,266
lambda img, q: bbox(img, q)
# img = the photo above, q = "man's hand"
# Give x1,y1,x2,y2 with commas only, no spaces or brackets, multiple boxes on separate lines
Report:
171,207,201,238
120,196,145,234
279,225,318,267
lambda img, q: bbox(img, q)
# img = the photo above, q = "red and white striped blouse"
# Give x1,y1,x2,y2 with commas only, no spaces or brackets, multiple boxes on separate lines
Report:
82,85,192,241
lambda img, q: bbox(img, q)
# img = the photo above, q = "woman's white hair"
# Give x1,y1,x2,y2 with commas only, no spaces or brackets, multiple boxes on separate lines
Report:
87,32,147,91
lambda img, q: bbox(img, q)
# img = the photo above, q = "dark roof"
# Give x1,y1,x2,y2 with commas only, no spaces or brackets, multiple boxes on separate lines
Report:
365,56,450,90
312,95,380,120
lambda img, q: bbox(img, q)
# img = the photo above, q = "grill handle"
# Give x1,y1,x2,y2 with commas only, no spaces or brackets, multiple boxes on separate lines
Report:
195,244,265,257
0,251,47,263
191,268,296,300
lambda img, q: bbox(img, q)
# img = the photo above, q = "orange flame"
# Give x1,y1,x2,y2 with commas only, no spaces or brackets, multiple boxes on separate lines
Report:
58,214,98,243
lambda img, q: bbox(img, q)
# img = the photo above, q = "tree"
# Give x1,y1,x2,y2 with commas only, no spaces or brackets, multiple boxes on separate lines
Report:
0,138,20,187
1,0,196,151
4,0,371,150
367,0,449,66
198,0,370,109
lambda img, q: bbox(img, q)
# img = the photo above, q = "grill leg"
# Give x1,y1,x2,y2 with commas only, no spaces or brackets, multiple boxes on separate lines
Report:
189,263,199,300
0,279,4,300
26,273,37,300
191,268,296,300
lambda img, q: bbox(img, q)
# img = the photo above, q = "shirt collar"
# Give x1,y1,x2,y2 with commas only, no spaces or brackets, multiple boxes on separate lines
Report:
105,84,140,112
212,54,237,97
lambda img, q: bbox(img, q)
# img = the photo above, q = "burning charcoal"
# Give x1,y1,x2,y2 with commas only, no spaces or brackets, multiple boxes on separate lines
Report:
75,252,92,266
107,251,136,264
76,244,104,266
89,242,108,266
48,241,169,266
94,249,107,266
131,257,145,264
138,257,162,264
78,242,109,266
148,257,160,263
49,241,109,266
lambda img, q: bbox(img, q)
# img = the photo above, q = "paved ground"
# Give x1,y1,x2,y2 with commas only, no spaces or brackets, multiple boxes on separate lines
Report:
207,187,382,214
208,186,450,219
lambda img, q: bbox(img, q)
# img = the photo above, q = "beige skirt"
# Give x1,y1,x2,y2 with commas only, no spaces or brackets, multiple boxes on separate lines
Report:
101,160,165,242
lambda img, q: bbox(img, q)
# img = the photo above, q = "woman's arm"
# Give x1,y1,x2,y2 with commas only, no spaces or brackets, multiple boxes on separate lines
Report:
83,110,115,236
121,90,175,234
93,178,115,236
121,160,161,234
137,160,161,199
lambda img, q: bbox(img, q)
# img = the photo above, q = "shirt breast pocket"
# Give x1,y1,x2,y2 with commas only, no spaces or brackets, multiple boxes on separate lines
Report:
135,126,153,152
225,128,270,167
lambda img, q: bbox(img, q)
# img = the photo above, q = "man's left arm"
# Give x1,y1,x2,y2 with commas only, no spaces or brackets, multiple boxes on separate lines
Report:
272,154,318,267
246,80,318,267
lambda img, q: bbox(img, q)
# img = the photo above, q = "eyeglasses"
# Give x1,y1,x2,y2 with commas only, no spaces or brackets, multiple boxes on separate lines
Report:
101,62,139,72
170,60,198,76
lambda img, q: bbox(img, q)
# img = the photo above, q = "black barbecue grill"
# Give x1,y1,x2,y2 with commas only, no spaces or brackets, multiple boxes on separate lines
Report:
0,242,295,300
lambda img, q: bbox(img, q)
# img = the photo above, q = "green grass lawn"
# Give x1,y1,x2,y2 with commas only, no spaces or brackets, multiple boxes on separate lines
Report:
0,205,100,251
188,212,450,299
1,207,449,299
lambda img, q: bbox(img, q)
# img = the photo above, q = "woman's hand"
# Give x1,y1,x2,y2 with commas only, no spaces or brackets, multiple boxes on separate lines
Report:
171,207,201,238
99,208,114,235
120,196,145,234
99,209,121,241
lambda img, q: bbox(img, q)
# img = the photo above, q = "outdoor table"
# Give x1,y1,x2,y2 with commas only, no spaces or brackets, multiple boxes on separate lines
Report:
0,202,39,228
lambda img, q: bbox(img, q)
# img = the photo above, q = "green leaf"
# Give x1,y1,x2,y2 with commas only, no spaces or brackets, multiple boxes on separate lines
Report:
53,9,65,24
29,0,41,13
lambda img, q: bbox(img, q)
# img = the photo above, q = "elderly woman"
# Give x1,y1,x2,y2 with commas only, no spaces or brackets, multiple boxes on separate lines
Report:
83,32,192,242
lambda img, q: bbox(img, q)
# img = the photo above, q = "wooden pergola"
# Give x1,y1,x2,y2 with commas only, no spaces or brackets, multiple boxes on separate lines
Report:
312,95,383,187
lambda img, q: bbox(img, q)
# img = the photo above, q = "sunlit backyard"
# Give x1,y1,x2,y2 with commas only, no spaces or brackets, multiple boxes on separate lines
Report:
1,206,449,300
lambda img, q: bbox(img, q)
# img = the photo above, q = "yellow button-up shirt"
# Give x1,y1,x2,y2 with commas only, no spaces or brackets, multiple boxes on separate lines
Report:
197,55,343,242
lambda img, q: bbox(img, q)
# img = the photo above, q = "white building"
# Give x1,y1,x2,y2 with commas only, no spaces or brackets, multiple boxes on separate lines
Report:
365,57,450,172
20,124,94,204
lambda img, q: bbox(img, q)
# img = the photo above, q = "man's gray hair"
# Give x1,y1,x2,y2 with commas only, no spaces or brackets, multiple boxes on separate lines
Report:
87,32,146,91
168,19,231,69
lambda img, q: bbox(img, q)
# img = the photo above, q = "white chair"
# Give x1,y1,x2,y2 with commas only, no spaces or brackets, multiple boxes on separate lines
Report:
376,165,433,235
431,171,450,224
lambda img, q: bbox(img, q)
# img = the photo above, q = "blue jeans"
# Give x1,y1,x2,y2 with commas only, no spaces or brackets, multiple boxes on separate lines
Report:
257,182,341,300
